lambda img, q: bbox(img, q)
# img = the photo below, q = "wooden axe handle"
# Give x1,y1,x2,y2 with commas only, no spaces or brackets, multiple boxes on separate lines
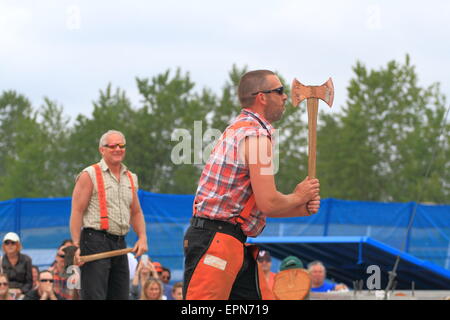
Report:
80,248,134,263
307,98,319,178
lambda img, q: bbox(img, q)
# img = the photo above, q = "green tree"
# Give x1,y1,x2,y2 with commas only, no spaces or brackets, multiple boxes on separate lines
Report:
67,84,135,182
0,92,70,199
317,55,450,202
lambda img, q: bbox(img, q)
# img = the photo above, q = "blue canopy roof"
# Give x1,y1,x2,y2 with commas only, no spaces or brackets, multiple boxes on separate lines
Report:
248,236,450,290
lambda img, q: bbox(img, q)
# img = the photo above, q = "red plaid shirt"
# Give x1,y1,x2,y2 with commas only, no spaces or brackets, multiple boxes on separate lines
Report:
193,108,275,237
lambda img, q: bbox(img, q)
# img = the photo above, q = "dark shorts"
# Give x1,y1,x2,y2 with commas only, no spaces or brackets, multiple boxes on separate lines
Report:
79,228,130,300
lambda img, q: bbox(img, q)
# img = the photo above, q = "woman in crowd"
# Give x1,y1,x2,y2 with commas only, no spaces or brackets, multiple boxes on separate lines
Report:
140,277,164,300
0,273,14,300
1,232,33,298
130,256,160,300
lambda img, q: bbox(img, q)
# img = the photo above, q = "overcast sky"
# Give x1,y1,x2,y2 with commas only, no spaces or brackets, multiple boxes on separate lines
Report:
1,0,449,122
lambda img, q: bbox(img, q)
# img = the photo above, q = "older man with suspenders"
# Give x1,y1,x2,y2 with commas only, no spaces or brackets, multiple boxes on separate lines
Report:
183,70,321,300
70,130,148,300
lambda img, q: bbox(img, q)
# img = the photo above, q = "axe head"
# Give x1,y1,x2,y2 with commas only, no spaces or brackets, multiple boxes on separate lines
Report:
291,77,334,108
62,245,78,272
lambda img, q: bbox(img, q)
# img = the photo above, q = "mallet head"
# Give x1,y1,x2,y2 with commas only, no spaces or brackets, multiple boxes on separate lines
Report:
291,77,334,108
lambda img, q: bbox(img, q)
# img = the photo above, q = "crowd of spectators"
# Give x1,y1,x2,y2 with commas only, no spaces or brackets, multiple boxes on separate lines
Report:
1,231,350,300
0,232,181,300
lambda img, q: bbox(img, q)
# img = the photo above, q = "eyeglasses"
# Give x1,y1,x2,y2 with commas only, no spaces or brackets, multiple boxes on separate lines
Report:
40,279,54,283
3,240,17,245
57,254,65,258
0,282,8,286
251,86,284,96
103,143,126,149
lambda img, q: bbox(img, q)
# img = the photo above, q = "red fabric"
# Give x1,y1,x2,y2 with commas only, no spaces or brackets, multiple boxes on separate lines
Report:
93,164,109,230
193,109,275,237
92,164,136,230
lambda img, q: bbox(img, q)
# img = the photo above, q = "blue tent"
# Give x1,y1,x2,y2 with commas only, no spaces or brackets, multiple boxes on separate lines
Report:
248,236,450,290
1,193,449,286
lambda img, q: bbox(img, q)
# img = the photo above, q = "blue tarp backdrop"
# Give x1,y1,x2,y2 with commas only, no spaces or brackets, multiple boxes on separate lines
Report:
1,191,449,281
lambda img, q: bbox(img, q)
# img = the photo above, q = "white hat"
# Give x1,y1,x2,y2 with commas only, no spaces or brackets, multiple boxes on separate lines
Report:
3,232,20,243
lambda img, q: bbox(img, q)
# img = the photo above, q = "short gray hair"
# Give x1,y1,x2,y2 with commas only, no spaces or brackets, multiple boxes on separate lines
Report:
307,260,326,271
99,130,126,148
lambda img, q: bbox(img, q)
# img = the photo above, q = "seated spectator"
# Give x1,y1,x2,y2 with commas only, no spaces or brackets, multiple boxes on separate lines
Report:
31,265,40,290
0,273,14,300
280,255,304,271
52,243,76,300
307,260,348,292
1,232,33,298
48,239,73,273
257,250,276,290
273,255,310,300
161,267,173,300
140,277,164,300
171,281,183,300
23,270,65,300
130,257,160,300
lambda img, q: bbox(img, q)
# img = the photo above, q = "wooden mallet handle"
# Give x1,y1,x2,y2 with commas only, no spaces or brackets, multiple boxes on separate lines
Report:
79,248,134,263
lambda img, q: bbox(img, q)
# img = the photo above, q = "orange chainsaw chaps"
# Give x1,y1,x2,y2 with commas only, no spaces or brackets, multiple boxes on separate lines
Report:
246,244,276,300
185,232,244,300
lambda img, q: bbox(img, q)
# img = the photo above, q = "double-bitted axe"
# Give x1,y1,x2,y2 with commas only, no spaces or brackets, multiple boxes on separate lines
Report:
291,78,334,178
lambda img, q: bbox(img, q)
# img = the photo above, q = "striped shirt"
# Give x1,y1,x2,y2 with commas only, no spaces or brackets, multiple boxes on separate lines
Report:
76,158,138,236
194,108,275,237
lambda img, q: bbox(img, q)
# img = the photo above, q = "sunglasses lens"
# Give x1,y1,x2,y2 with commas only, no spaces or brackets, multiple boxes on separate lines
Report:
105,144,126,149
276,87,284,95
41,279,54,283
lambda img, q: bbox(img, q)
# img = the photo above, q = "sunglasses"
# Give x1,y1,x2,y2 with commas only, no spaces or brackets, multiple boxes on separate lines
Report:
3,240,17,245
40,279,54,283
103,143,126,149
57,254,65,258
0,282,8,286
251,86,284,96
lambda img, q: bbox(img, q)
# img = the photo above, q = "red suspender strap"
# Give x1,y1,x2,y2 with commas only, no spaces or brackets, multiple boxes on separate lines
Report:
92,164,109,230
235,194,255,224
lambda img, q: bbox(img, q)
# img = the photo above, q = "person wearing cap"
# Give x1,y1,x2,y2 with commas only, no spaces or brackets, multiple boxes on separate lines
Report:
280,256,304,271
183,70,320,300
1,232,33,298
273,256,311,300
70,130,148,300
307,261,348,292
257,250,277,291
130,258,162,299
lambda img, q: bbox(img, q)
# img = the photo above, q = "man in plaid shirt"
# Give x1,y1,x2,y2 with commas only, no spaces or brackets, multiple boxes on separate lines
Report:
183,70,320,300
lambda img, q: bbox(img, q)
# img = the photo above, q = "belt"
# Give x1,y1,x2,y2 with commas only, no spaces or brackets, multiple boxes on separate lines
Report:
190,217,247,243
83,228,126,242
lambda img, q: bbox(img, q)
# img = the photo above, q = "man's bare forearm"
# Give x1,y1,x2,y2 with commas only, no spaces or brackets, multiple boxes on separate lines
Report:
70,210,84,246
